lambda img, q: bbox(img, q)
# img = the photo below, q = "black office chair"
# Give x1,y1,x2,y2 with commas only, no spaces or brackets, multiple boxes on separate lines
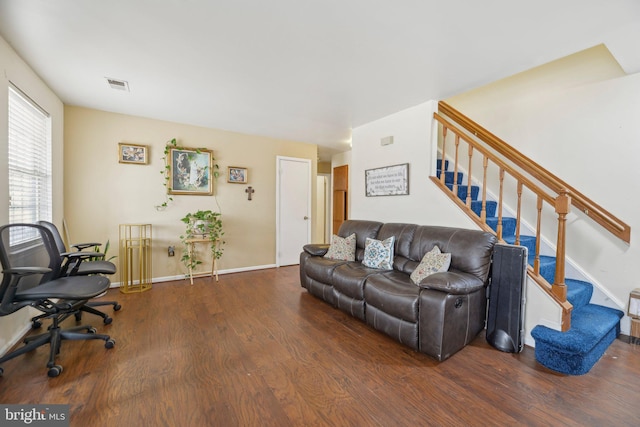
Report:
0,223,115,377
36,221,121,326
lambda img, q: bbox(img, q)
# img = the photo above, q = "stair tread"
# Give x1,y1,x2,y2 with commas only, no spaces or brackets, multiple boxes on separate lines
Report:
531,304,623,354
565,278,593,309
485,216,517,237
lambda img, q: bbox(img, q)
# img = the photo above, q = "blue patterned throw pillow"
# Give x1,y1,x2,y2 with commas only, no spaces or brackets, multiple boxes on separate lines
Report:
362,236,395,270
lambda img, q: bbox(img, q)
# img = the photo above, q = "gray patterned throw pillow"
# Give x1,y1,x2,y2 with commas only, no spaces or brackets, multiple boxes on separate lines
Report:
410,245,451,285
323,233,356,261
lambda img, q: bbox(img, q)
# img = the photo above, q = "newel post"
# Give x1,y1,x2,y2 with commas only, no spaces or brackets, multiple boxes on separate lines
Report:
553,190,571,302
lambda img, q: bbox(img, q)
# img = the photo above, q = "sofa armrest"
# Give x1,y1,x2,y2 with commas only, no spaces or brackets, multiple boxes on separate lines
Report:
416,271,485,294
303,243,330,257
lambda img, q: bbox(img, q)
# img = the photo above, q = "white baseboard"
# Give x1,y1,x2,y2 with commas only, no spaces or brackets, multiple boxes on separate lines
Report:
0,322,35,358
108,264,279,287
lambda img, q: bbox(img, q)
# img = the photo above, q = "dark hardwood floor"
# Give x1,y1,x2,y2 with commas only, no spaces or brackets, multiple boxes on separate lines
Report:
1,266,639,426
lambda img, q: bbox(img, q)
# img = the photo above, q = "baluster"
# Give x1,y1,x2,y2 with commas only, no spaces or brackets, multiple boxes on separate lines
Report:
515,181,523,245
497,168,504,240
481,156,488,222
553,190,570,302
534,196,542,275
453,135,460,196
440,126,448,185
466,145,473,207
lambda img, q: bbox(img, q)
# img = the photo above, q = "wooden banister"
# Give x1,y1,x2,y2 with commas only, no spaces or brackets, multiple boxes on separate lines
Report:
435,102,630,331
433,114,556,205
438,101,631,244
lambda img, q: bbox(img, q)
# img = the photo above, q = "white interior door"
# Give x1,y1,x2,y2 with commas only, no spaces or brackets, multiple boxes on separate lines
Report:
276,156,311,266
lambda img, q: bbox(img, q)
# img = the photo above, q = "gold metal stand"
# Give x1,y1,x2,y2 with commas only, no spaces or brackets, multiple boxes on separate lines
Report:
119,224,152,293
184,237,219,285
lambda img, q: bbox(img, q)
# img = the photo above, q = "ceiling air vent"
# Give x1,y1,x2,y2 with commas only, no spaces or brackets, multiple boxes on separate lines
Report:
106,78,129,91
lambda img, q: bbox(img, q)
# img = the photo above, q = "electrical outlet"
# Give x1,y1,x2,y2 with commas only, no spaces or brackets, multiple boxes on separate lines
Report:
168,246,175,257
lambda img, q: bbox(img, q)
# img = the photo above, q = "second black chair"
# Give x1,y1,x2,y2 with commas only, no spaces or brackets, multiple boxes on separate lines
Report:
36,221,121,325
0,223,115,377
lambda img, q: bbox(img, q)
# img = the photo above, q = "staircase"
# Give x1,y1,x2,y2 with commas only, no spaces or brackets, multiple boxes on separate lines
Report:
437,159,624,375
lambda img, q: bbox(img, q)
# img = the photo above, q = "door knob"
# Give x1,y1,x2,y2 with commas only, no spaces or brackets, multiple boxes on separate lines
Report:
304,216,309,220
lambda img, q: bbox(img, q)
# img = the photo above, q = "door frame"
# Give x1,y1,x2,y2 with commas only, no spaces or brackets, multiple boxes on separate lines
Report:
275,156,312,267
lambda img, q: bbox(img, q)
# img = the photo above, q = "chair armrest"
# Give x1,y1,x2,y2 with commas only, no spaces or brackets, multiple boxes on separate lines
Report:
415,271,485,295
71,242,101,251
3,267,52,277
303,244,330,257
63,251,103,260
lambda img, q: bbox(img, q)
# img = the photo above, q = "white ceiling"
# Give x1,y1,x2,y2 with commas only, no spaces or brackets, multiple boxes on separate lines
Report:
1,0,638,160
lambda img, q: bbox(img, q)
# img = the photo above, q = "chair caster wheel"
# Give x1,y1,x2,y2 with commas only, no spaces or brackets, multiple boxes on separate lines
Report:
103,316,112,325
114,304,122,311
32,320,42,329
105,338,115,349
88,327,97,334
48,365,63,377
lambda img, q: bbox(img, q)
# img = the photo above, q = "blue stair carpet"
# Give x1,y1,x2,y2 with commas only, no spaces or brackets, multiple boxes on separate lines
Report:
437,161,624,375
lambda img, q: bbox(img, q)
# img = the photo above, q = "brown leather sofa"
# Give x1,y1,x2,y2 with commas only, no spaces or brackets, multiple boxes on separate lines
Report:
300,220,497,361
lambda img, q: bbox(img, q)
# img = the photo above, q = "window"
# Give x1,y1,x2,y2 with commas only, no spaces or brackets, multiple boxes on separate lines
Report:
8,85,52,244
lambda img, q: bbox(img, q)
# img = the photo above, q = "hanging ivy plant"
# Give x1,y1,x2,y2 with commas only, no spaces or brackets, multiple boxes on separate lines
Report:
155,138,220,210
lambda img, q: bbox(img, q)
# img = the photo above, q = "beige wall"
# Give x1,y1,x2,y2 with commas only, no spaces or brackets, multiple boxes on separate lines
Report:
64,106,318,282
318,161,331,174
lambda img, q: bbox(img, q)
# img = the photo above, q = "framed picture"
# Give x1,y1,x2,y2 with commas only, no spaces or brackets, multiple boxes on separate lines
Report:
118,143,148,164
168,147,213,195
365,163,409,196
227,166,248,184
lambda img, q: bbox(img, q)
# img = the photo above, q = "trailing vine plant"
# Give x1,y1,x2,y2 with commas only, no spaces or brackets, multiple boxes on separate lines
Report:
179,210,225,272
155,138,220,210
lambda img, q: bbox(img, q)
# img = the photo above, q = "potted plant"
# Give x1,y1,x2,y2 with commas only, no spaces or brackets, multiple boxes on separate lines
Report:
179,210,224,272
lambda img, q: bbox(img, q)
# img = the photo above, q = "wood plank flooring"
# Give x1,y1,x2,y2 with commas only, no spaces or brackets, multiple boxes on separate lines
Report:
1,266,639,426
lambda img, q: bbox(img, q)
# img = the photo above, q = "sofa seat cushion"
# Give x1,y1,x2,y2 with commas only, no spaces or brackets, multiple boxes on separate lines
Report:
333,262,382,300
304,257,349,283
364,271,420,323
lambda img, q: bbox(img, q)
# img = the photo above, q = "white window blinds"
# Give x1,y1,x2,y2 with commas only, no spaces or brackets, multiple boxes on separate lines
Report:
8,85,52,242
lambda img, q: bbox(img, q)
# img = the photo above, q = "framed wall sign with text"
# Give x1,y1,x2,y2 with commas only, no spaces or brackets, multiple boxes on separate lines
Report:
365,163,409,197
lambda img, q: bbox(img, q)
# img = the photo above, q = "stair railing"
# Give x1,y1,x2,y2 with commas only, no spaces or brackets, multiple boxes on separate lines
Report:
433,101,631,331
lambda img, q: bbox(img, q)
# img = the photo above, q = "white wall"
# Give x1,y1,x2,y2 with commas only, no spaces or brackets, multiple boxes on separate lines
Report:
350,101,475,227
0,36,65,355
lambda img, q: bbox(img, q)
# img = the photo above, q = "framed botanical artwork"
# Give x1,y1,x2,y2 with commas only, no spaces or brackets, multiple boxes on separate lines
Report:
365,163,409,196
118,143,148,164
168,147,213,195
227,166,248,184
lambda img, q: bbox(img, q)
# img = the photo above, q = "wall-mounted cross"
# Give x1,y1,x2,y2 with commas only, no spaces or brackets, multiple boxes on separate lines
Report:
245,186,255,201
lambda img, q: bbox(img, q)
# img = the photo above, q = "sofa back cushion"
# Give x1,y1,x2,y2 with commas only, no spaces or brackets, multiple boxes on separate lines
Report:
377,223,417,272
406,226,497,282
337,220,383,262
